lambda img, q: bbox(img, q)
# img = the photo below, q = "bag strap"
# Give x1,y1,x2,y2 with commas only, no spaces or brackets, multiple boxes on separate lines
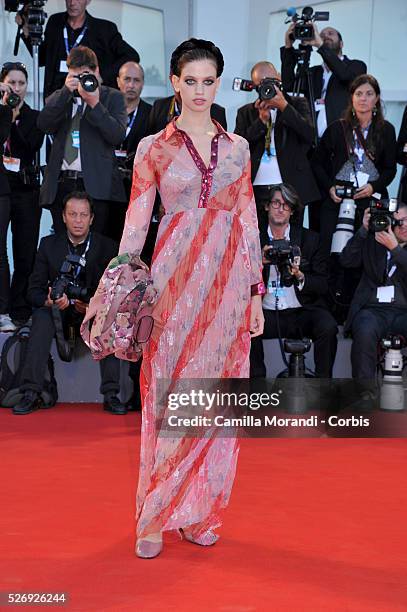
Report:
51,306,75,362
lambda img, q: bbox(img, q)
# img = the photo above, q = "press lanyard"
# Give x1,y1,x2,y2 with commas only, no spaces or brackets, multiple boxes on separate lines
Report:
125,108,138,138
69,233,91,280
63,23,88,57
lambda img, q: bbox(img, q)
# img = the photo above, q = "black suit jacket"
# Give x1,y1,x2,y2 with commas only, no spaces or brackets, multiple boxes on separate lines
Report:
38,85,127,206
235,96,320,204
281,44,367,126
121,98,152,164
147,95,227,135
397,105,407,202
340,227,407,333
260,223,329,308
0,105,13,196
22,11,140,100
27,231,118,308
312,119,397,199
6,102,44,191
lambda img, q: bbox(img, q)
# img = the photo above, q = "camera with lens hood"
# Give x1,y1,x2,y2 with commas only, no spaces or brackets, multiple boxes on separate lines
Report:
50,254,89,302
232,76,282,101
369,197,399,233
264,239,302,287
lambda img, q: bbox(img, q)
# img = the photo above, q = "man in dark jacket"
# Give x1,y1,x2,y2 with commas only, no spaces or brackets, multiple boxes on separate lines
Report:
12,191,126,416
37,46,127,237
340,204,407,381
250,183,337,378
281,24,366,138
234,61,319,224
19,0,140,101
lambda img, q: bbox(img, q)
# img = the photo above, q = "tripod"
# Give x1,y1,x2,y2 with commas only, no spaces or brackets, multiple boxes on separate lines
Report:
291,45,318,148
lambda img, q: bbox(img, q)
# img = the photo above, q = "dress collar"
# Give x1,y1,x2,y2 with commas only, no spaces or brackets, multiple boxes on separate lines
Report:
162,117,232,143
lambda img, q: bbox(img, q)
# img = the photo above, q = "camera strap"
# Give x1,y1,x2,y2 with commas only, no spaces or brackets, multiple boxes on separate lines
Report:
51,305,75,362
353,125,375,162
68,232,91,281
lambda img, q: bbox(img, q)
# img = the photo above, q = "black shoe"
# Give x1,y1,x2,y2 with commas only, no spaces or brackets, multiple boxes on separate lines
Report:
13,391,42,415
125,391,142,412
103,394,127,415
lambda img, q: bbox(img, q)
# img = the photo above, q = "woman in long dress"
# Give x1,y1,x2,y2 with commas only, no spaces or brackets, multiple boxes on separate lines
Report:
112,39,264,558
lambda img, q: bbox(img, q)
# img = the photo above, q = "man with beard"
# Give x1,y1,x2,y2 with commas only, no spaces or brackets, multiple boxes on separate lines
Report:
281,24,366,139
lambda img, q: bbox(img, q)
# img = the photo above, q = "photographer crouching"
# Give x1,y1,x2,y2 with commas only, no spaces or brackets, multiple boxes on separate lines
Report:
12,191,125,415
250,183,338,378
340,201,407,387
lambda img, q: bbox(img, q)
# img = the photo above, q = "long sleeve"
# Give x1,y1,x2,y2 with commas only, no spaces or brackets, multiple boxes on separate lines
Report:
27,238,50,307
397,106,407,165
370,122,397,196
119,135,157,255
37,86,72,134
234,106,267,145
85,89,127,146
317,46,367,84
237,140,263,286
279,97,314,146
311,123,337,195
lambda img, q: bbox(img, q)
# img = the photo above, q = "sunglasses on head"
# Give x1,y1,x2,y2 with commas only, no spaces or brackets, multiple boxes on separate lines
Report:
1,62,27,73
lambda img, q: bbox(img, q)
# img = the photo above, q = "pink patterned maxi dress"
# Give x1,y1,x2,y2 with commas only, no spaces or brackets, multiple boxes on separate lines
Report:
119,119,262,539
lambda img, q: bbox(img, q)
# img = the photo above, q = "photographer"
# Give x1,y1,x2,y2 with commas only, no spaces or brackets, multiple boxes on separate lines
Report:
18,0,140,101
0,62,44,330
340,203,407,383
37,45,127,237
12,191,125,415
112,61,152,242
281,22,366,138
0,93,13,332
312,75,397,257
234,61,319,224
249,183,338,378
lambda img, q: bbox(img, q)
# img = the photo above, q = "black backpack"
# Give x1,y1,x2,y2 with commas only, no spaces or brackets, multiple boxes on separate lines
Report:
0,326,58,408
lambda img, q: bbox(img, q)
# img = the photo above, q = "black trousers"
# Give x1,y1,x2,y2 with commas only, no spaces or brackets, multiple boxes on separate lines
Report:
351,306,407,379
20,306,120,396
51,177,115,238
250,306,338,378
0,190,41,319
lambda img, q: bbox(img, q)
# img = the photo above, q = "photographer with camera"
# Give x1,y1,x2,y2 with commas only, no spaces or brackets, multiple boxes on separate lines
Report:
37,45,127,237
281,19,366,138
17,0,140,101
312,75,397,257
0,90,13,332
234,61,319,224
249,183,337,379
12,191,126,415
0,62,45,331
340,202,407,384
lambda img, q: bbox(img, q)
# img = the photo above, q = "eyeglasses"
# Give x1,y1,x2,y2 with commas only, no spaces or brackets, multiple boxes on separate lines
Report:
269,200,292,211
1,62,27,73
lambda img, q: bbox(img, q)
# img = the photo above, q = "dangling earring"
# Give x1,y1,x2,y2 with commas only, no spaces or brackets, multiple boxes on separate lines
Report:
352,107,356,118
372,106,377,117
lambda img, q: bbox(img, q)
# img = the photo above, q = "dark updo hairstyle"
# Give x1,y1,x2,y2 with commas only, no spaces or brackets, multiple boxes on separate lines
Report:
170,38,224,78
343,74,385,159
0,61,28,83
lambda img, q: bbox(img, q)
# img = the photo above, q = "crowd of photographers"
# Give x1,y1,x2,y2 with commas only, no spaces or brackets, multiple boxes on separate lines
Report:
1,1,407,414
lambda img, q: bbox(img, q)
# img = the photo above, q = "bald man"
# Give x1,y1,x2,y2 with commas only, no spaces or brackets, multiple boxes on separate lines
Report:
234,60,320,223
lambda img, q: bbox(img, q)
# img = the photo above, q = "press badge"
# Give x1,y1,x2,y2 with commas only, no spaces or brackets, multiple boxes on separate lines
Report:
59,60,68,73
268,280,286,299
3,155,20,172
261,149,276,162
376,286,395,303
115,149,127,158
71,130,80,149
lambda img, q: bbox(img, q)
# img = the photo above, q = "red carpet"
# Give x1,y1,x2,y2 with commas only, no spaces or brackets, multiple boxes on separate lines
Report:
0,404,406,611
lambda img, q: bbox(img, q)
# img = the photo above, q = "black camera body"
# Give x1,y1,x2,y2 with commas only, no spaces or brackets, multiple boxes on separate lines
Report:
287,5,330,42
335,183,357,200
381,335,406,351
6,0,48,43
369,197,398,232
264,239,301,287
232,77,281,101
50,254,88,302
4,91,21,109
